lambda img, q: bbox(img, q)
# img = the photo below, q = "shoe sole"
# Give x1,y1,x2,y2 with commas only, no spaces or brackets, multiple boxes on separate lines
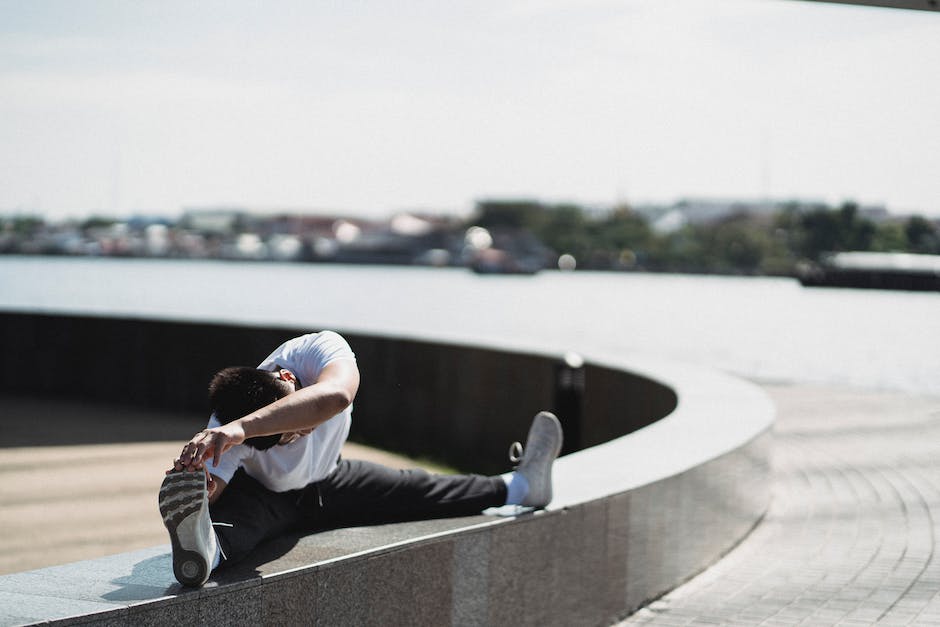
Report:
534,411,563,459
158,471,211,586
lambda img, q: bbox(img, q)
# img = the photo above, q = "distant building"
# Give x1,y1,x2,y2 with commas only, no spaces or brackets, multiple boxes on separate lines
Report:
179,207,245,235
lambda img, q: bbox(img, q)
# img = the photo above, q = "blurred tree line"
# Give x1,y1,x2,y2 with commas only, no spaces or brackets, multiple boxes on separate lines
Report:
468,200,940,275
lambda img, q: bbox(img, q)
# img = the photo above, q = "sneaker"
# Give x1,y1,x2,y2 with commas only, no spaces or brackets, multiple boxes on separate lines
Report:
510,411,564,508
158,471,216,587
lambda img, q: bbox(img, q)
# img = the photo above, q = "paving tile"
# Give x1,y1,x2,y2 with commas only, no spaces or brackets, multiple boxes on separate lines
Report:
617,385,940,627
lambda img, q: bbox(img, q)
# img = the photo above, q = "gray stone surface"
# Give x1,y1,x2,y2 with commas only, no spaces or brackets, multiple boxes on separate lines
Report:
315,541,455,626
606,492,632,615
550,354,774,507
260,571,318,626
0,545,177,626
451,531,491,627
197,582,264,627
485,504,620,627
620,384,940,626
487,513,560,626
120,597,197,627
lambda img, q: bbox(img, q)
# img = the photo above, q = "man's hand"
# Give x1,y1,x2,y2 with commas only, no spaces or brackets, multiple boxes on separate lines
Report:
173,423,246,471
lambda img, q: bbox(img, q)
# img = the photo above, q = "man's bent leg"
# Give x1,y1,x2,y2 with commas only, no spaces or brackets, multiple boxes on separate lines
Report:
209,470,304,567
310,460,508,528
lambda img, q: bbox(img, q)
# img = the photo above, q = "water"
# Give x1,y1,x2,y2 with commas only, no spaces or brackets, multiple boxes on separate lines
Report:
1,256,938,395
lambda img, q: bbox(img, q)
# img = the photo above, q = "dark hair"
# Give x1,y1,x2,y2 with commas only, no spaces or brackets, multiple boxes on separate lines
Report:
208,366,291,450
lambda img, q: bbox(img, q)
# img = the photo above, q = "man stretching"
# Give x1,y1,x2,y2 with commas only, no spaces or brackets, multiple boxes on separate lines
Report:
159,330,563,586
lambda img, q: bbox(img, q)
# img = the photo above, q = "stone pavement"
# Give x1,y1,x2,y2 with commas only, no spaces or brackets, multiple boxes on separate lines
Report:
621,383,940,626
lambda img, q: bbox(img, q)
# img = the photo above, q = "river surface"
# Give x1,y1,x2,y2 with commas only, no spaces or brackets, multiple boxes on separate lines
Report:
1,256,938,395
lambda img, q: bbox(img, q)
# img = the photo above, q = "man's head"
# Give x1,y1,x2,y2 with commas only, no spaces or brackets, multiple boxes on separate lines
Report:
208,366,298,450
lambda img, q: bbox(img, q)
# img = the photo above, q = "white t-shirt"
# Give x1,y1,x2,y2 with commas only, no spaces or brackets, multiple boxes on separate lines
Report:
206,331,355,492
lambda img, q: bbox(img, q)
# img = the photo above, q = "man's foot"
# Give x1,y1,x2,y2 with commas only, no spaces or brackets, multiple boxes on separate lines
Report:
511,411,564,508
158,471,216,587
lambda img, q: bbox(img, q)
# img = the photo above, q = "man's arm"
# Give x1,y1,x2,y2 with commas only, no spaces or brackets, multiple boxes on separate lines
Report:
178,359,360,470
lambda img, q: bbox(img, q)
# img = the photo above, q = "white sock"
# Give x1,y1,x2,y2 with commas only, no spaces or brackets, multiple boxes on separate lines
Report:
211,537,222,570
502,471,529,505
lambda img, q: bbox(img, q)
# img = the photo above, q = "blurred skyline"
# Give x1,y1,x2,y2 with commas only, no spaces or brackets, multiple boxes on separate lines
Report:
1,0,938,221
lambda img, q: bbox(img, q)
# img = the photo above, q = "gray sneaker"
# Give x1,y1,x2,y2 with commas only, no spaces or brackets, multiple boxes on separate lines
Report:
510,411,564,508
158,471,217,587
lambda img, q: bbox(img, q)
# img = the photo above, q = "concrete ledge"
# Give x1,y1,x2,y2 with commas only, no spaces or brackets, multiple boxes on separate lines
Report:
0,313,773,626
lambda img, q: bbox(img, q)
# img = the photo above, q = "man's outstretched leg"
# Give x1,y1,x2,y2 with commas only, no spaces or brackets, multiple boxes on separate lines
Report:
308,411,564,527
158,471,218,587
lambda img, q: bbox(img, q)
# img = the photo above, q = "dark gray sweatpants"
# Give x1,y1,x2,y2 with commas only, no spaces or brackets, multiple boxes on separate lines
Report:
209,459,507,566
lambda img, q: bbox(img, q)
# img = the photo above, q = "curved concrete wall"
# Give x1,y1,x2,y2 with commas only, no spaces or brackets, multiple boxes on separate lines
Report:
0,312,677,474
0,312,772,626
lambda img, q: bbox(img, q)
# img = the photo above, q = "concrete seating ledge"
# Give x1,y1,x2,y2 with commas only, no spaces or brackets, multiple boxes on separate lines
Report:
0,323,773,627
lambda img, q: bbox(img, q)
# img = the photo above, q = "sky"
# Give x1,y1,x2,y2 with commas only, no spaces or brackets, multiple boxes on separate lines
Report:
1,0,938,221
